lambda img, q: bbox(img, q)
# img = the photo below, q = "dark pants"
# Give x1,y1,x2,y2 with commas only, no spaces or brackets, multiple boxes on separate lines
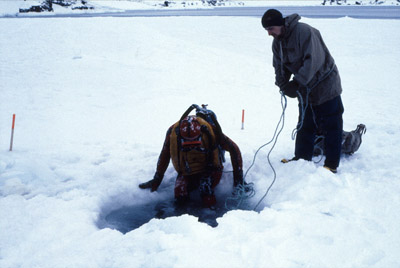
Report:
295,95,344,169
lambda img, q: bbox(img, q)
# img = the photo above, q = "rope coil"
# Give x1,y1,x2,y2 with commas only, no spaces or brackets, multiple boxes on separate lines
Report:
225,92,288,211
227,65,337,211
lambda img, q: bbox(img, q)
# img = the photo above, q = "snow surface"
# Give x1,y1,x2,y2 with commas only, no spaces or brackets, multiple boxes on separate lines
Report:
1,4,400,268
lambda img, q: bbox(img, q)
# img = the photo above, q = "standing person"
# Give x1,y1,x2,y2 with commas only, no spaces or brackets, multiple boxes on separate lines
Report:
261,9,344,173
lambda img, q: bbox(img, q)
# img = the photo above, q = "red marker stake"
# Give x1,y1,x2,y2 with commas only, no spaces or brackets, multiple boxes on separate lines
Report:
9,114,15,151
241,109,245,130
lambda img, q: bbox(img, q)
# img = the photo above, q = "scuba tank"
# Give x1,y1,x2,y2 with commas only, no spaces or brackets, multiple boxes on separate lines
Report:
179,104,226,164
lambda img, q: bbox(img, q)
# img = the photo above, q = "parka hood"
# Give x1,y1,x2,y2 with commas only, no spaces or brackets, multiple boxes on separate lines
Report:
284,14,301,37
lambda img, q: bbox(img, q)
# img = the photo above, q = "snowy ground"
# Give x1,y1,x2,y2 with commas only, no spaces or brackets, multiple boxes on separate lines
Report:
1,6,400,268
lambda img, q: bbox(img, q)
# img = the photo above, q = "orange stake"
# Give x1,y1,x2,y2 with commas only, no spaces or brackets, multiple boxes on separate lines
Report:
9,114,15,151
241,109,245,130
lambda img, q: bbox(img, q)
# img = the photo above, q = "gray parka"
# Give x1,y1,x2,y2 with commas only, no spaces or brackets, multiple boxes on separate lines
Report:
272,14,342,105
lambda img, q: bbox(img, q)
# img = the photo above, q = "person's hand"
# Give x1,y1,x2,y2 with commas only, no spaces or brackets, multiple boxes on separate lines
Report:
280,80,299,98
138,180,153,189
138,172,163,192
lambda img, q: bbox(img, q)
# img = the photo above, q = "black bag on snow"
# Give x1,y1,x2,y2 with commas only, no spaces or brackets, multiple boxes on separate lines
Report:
313,124,367,156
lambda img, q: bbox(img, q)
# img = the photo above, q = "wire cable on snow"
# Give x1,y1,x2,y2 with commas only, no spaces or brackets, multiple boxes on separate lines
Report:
252,92,287,211
224,92,288,211
291,88,310,140
224,181,256,210
237,66,337,211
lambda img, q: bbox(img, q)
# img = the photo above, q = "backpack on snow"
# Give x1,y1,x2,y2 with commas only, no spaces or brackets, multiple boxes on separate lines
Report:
313,124,367,156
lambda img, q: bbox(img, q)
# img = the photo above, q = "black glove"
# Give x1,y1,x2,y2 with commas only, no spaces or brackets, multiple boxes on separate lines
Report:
139,172,163,192
280,80,299,98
